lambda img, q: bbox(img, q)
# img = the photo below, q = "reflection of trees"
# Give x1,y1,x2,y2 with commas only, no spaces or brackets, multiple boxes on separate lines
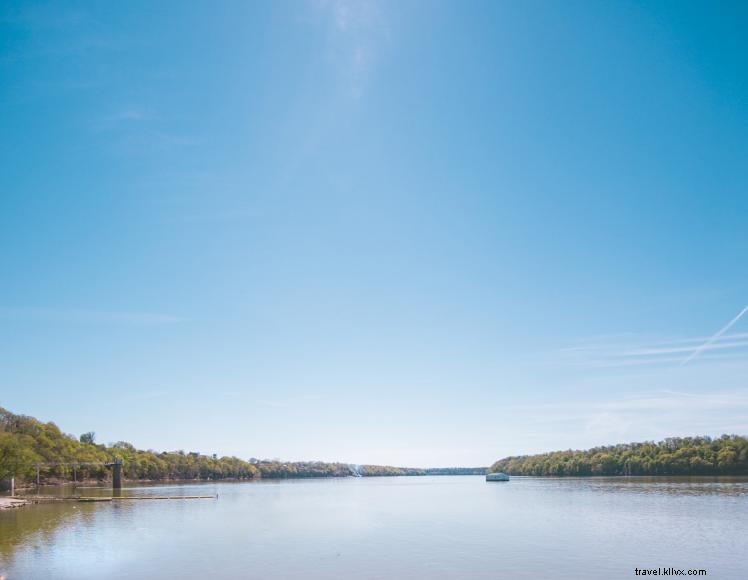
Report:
559,476,748,498
0,502,101,566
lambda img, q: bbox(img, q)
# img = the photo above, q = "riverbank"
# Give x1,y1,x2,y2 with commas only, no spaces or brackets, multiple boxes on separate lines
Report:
490,435,748,476
0,497,29,510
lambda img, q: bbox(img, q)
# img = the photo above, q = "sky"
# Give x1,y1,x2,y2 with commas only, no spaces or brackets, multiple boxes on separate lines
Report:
1,0,747,467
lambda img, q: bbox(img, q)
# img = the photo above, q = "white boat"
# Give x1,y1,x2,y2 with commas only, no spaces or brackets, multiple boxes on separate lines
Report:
485,472,510,482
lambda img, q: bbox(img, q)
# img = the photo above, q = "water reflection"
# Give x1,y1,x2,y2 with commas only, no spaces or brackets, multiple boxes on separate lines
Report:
2,476,747,580
514,475,748,497
0,502,98,561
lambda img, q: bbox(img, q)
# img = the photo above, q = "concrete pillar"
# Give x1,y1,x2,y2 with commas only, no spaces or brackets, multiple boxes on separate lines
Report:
112,458,122,490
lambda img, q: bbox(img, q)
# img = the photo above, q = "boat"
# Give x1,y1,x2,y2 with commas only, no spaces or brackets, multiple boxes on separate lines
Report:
485,472,510,482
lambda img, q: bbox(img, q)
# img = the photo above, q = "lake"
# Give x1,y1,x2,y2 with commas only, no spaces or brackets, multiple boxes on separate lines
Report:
1,475,746,579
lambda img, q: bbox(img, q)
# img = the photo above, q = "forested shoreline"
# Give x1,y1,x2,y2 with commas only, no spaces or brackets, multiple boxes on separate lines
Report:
5,405,746,485
0,406,483,485
490,435,748,476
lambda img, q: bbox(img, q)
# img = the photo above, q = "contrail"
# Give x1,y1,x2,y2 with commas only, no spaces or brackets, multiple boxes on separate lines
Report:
681,305,748,365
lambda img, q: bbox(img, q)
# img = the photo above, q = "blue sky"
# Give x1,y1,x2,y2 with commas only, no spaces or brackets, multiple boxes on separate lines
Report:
1,1,747,466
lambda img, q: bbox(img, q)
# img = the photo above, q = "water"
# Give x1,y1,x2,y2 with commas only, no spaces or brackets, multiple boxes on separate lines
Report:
1,476,746,579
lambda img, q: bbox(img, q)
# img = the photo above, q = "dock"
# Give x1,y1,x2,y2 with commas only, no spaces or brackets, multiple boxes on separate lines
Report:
19,495,216,504
99,495,216,501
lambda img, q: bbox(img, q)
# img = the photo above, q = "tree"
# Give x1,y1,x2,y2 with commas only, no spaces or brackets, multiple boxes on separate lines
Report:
0,432,39,480
490,435,748,476
80,432,96,445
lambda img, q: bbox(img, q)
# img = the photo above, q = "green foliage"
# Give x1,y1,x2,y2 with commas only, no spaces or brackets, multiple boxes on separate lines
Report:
358,466,486,476
0,432,40,480
422,467,486,475
0,406,484,485
0,406,258,484
255,461,352,478
79,432,96,445
489,435,748,476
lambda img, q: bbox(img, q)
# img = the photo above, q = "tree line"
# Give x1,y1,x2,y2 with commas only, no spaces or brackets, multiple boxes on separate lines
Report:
0,407,260,483
0,406,484,485
489,435,748,476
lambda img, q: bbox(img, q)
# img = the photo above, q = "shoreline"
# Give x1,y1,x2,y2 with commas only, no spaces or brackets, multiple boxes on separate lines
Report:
10,471,489,491
0,497,29,510
10,471,748,494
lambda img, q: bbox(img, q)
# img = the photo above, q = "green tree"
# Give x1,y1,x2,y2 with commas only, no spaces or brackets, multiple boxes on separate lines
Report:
490,435,748,476
79,432,96,445
0,432,40,480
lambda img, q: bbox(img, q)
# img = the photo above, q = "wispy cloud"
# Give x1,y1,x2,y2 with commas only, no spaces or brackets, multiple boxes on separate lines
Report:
313,0,387,99
560,331,748,369
259,395,322,408
503,390,748,416
131,390,170,401
496,390,748,447
93,106,199,151
682,305,748,365
94,107,153,131
0,307,184,326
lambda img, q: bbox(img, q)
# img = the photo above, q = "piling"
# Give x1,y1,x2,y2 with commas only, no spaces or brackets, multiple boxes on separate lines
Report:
112,458,122,490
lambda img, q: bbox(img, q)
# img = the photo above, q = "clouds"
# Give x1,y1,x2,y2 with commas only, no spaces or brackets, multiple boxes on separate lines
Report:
259,394,323,408
490,390,748,454
682,305,748,365
560,331,748,369
319,0,368,31
92,105,200,152
94,106,153,131
508,319,748,451
313,0,388,99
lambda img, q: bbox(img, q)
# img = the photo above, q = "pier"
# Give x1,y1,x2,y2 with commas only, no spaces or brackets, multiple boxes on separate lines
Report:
18,495,216,505
30,458,125,494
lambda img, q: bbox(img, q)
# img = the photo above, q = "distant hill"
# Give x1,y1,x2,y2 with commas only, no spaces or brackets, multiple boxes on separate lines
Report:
490,435,748,476
0,406,485,485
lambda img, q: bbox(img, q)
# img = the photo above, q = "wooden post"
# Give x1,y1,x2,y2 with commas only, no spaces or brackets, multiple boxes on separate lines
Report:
11,477,15,497
112,458,122,490
37,465,40,494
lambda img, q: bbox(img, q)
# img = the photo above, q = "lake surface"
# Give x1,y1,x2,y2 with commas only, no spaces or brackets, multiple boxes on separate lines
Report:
1,476,746,579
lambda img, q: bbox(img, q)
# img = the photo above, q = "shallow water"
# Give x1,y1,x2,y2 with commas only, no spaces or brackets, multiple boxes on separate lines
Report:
1,476,746,579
